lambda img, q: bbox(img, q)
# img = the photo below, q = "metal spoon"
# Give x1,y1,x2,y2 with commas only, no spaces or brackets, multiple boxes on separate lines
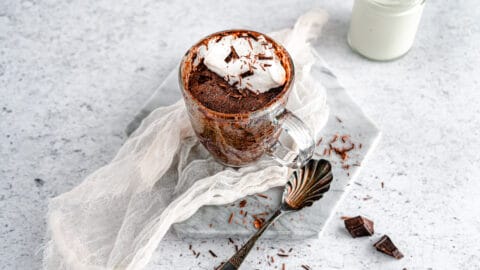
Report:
218,159,333,270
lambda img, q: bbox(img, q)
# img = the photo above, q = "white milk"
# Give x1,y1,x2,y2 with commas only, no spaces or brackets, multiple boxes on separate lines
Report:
348,0,425,61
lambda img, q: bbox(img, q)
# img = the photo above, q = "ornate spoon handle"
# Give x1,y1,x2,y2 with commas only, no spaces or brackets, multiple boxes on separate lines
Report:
218,209,284,270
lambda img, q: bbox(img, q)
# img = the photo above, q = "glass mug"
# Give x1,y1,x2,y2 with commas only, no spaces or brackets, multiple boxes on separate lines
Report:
179,30,314,167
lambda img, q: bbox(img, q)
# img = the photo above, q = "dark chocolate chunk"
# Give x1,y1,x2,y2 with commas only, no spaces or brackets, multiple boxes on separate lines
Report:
344,215,374,237
373,235,404,259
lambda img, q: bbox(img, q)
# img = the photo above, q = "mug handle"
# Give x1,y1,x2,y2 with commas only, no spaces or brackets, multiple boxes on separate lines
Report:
267,109,315,168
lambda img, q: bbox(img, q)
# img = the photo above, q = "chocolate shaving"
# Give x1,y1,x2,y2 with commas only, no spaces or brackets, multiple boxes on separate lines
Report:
257,193,269,199
240,70,254,78
228,237,234,244
373,235,404,259
247,38,253,50
224,52,233,63
363,195,372,201
330,134,339,143
344,215,374,238
333,144,355,161
231,46,239,60
224,46,239,63
247,32,258,41
301,265,311,270
228,212,234,224
258,54,273,60
208,250,217,258
316,137,323,146
277,253,289,257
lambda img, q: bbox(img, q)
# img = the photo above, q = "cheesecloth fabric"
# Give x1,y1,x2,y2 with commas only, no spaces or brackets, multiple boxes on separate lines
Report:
43,9,330,270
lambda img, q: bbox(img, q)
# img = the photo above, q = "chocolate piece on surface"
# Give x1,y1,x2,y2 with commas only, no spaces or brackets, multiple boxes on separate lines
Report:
373,235,404,259
344,215,374,237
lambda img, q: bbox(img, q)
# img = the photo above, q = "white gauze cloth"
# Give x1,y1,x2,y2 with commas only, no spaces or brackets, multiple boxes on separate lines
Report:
43,9,330,270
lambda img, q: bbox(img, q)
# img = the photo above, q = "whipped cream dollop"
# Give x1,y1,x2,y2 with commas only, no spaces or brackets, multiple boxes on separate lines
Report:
195,33,287,94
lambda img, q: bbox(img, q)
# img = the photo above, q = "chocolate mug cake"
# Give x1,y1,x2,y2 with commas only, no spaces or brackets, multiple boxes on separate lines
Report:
179,30,314,167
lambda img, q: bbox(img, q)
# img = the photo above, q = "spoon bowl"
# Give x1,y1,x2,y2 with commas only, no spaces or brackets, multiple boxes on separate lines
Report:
218,159,333,270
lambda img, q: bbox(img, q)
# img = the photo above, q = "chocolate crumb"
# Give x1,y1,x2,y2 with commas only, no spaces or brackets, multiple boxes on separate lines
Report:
301,265,311,270
344,216,374,237
228,237,234,244
228,213,234,224
196,252,200,258
282,263,286,270
277,253,289,257
198,75,211,84
373,235,404,259
381,182,384,188
336,116,343,123
34,178,45,187
208,250,217,258
253,217,265,229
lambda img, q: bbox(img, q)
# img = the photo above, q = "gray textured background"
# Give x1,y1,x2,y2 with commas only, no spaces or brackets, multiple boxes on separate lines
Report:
1,0,479,269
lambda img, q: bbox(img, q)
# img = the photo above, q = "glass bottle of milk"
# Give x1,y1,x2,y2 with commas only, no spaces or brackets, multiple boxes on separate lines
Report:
348,0,426,61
